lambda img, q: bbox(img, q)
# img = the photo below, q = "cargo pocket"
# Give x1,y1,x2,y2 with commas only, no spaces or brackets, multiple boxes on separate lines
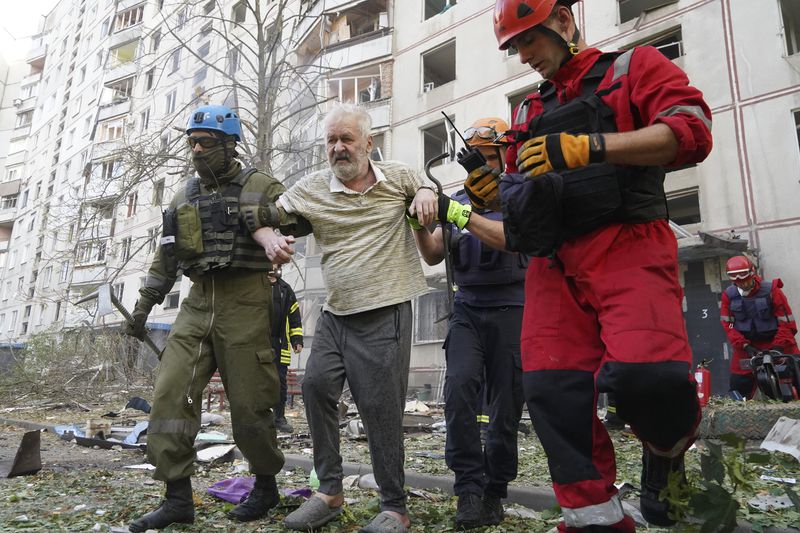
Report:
256,348,279,406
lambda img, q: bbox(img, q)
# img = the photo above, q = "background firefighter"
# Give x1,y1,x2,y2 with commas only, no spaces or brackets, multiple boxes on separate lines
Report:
720,255,800,399
485,0,713,530
268,265,304,433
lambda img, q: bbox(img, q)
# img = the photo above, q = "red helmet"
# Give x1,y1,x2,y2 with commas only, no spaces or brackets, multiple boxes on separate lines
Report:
494,0,580,50
726,256,755,282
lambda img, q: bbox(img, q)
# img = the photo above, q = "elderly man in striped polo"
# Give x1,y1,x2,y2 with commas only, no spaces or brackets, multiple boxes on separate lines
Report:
256,103,438,533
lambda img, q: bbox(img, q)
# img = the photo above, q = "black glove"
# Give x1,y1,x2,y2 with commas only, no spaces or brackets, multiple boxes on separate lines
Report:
124,302,150,340
744,344,759,357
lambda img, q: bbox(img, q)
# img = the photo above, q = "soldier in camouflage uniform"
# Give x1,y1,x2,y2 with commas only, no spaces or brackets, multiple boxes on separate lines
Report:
125,105,308,532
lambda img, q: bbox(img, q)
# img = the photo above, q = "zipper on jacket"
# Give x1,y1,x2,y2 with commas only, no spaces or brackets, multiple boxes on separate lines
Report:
186,277,215,406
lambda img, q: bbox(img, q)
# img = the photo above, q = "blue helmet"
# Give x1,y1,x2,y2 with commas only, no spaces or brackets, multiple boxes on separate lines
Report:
186,105,242,141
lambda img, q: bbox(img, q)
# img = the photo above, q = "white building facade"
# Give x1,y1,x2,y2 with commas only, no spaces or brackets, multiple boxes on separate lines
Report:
0,0,798,395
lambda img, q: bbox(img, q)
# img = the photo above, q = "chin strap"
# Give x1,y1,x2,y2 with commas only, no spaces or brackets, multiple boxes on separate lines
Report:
535,24,581,67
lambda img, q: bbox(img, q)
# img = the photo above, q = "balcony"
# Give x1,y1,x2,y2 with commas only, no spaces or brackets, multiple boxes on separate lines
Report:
0,208,16,225
97,99,131,122
321,31,392,72
0,179,21,198
11,124,31,139
21,72,41,87
110,23,143,49
363,99,390,129
105,60,138,83
26,43,47,65
15,96,37,112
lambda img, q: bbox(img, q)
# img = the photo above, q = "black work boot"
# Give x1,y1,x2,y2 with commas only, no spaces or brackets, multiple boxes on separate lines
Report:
640,448,686,526
129,477,194,532
454,493,485,530
273,404,294,433
228,474,280,522
482,493,504,526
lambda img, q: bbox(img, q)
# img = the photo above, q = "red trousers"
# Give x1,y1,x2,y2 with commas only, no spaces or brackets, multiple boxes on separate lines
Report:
521,221,700,530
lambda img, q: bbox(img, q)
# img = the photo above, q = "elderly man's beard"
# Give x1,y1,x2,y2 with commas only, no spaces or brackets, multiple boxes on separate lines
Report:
330,153,366,182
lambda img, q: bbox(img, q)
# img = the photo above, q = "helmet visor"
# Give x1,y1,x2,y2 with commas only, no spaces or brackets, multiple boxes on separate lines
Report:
464,126,498,143
727,269,752,281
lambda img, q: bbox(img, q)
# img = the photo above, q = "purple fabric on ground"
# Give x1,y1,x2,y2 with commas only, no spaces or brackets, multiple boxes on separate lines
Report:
207,477,254,504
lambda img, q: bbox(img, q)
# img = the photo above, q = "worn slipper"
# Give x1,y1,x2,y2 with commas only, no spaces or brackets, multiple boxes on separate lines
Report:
284,495,342,531
358,511,409,533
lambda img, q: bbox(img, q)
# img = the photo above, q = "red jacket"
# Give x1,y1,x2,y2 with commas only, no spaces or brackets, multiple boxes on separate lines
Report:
720,277,800,374
505,47,713,173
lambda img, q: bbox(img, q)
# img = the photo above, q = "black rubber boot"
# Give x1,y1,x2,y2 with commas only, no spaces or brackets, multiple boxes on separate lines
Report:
482,493,504,526
129,478,194,532
228,474,280,522
454,493,485,530
640,448,686,526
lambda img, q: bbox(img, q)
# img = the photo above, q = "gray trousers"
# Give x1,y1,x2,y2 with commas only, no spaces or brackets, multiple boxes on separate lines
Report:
303,301,412,514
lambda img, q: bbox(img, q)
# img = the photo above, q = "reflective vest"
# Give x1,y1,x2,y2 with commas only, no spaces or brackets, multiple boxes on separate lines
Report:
178,168,269,274
513,51,667,240
725,282,779,342
452,193,527,306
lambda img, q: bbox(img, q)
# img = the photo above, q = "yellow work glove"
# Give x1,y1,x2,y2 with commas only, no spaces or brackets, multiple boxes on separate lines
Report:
464,165,501,210
517,132,605,178
438,195,472,230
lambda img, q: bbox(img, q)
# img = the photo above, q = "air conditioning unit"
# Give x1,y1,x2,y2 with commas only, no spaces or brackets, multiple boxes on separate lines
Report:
423,82,435,93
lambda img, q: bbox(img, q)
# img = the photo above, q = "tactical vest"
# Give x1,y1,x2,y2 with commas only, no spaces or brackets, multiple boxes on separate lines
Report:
725,282,779,342
177,168,270,275
515,50,668,239
452,194,527,306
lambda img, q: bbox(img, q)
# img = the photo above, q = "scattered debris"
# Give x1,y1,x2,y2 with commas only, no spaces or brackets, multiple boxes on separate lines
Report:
402,413,434,432
196,444,236,463
357,473,379,491
759,474,797,484
123,464,155,470
201,412,224,426
346,419,366,439
404,400,430,414
122,421,148,445
0,430,42,478
748,494,794,511
195,430,229,442
760,416,800,461
124,397,151,414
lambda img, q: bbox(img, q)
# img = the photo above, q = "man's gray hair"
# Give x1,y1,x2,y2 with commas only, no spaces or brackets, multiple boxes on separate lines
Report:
323,103,372,138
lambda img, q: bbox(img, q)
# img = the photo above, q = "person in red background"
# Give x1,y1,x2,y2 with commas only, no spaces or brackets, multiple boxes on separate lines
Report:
467,0,713,530
720,255,800,399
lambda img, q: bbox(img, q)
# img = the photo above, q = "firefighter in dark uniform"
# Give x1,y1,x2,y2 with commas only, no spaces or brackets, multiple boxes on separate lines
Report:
720,255,800,398
125,105,309,532
268,266,303,433
468,1,713,530
411,117,526,530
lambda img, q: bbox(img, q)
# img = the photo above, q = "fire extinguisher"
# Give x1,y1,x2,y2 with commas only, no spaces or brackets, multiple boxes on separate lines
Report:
695,359,712,407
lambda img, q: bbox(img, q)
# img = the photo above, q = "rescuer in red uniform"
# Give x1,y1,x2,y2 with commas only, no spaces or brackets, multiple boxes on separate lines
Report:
468,0,713,529
720,255,799,399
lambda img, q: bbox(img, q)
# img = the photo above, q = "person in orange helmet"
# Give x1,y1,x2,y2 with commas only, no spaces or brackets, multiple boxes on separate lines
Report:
474,0,713,530
720,255,799,398
412,117,527,529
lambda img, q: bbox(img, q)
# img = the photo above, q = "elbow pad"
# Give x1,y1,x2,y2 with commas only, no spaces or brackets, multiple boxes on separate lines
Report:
241,202,281,233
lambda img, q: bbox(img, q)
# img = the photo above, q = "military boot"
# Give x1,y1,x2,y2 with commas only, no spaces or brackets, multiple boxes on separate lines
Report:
228,474,280,522
129,478,194,532
640,448,686,526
